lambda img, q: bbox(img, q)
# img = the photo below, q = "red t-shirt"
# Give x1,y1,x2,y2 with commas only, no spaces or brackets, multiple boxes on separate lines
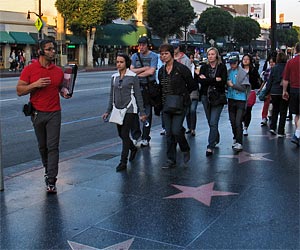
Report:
20,61,64,111
283,55,300,89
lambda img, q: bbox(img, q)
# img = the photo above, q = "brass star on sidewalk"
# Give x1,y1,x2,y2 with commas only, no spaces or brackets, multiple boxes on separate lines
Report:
164,182,238,206
220,151,273,164
68,238,134,250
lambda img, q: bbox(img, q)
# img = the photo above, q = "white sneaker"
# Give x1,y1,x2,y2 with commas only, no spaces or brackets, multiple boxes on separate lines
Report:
233,143,243,152
140,139,149,147
232,139,237,148
261,118,267,126
133,138,142,147
243,128,248,136
160,129,166,135
269,129,277,135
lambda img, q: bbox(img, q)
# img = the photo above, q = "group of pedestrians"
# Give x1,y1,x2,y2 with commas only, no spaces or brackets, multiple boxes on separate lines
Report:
9,49,26,72
16,38,300,194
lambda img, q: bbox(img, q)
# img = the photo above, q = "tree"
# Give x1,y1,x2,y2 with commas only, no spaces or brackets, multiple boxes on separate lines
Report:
144,0,196,42
276,27,299,47
232,16,260,46
55,0,137,67
195,7,233,42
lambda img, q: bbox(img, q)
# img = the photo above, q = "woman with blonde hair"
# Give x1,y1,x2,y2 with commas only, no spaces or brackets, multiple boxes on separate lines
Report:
198,47,228,156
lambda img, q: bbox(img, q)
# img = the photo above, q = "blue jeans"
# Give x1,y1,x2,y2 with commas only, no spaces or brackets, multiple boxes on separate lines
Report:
163,109,190,163
201,95,224,150
186,99,198,130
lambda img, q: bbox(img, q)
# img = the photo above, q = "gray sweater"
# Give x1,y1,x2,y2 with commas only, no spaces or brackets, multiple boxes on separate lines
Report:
106,69,145,116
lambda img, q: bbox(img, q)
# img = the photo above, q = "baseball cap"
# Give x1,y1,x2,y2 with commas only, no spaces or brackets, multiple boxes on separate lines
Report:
170,40,180,49
138,36,149,44
228,55,239,64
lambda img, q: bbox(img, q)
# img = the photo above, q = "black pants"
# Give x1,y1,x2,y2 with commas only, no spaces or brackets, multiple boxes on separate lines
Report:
117,113,137,164
32,111,61,184
228,99,246,144
270,95,289,134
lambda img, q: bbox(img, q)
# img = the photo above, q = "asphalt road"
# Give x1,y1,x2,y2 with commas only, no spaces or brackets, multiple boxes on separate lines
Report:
0,71,161,170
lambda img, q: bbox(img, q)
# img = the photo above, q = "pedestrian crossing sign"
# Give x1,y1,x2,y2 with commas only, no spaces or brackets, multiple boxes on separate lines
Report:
35,18,43,31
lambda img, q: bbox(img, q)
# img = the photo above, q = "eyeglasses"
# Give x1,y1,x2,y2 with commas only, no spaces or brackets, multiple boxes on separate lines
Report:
118,79,123,89
44,47,56,52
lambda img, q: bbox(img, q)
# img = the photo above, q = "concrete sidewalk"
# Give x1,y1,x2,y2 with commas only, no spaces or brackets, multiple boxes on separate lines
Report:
1,103,299,250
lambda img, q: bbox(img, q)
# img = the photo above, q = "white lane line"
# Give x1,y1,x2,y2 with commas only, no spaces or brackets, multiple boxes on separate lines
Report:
0,98,18,102
24,116,101,133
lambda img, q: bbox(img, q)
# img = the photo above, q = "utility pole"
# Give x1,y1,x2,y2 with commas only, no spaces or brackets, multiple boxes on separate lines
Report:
27,0,43,40
271,0,276,51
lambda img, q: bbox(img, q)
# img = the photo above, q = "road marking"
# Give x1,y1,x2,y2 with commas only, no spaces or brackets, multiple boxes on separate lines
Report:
0,98,18,102
24,116,101,132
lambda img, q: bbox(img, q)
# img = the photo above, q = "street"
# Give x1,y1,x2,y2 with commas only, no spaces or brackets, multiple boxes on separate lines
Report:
0,71,161,172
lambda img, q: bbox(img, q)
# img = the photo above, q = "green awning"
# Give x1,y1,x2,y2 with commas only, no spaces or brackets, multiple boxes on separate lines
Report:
66,34,86,45
9,32,36,45
0,31,15,44
95,23,148,46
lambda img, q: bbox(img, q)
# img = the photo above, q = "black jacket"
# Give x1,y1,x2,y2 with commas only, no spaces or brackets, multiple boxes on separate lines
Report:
198,63,227,96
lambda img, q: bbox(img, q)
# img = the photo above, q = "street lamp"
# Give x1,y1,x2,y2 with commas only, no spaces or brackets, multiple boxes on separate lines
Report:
27,0,43,40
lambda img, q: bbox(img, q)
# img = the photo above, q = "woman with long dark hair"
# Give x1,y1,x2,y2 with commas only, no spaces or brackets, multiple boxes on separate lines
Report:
102,53,147,172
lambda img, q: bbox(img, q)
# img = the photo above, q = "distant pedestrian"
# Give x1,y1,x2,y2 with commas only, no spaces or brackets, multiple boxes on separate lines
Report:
282,42,300,146
102,53,147,172
16,39,70,193
241,54,261,136
265,52,288,137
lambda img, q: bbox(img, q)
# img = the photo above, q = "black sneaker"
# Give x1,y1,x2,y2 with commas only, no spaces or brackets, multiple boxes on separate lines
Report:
46,184,57,194
116,163,127,172
162,160,176,169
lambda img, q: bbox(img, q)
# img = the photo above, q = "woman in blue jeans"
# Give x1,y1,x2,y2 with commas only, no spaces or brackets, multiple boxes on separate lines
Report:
198,47,228,156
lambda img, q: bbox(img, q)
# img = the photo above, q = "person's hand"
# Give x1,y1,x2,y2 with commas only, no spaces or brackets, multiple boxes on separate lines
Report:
282,91,289,101
36,77,51,88
227,80,233,87
60,87,71,99
199,74,206,79
216,77,222,82
102,112,109,122
140,115,147,122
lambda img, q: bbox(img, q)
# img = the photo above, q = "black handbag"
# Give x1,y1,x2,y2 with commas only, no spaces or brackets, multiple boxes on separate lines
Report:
163,95,184,114
207,86,227,106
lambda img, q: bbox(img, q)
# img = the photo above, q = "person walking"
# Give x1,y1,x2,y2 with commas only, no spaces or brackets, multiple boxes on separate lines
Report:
130,36,158,147
259,55,276,126
198,47,228,156
241,54,261,136
282,42,300,146
227,55,251,152
102,53,147,172
265,52,288,137
16,39,70,193
158,44,197,168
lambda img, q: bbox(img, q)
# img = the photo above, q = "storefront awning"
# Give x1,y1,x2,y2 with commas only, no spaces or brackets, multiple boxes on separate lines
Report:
0,31,15,44
66,34,86,45
9,32,36,45
95,23,148,46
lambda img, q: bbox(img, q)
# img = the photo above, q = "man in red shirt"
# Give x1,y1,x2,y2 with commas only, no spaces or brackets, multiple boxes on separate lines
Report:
16,39,70,193
282,42,300,146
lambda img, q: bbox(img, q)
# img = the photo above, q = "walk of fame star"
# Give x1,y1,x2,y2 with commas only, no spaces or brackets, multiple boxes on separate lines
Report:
220,151,273,163
68,238,134,250
164,182,238,206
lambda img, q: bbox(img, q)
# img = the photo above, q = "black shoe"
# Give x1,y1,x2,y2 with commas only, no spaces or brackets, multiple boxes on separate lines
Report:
206,149,213,157
183,151,190,163
162,160,176,169
116,163,127,172
129,147,138,161
185,130,191,134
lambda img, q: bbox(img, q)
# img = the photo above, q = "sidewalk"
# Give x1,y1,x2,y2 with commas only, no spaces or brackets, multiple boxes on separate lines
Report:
0,65,116,78
1,103,299,250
